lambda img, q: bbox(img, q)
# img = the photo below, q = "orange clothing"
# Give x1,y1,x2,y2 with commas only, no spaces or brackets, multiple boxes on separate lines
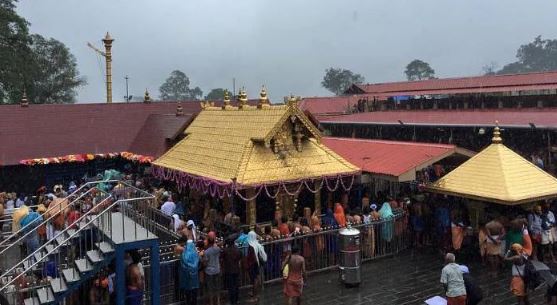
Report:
333,203,346,227
522,231,533,257
451,225,464,251
447,295,466,305
279,223,290,236
511,276,526,296
67,211,80,229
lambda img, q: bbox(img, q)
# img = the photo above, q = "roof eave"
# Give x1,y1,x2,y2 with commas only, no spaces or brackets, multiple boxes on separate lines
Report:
425,185,557,206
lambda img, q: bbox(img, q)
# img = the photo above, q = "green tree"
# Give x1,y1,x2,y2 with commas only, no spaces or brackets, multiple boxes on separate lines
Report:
28,34,86,103
0,0,34,103
159,70,203,100
204,88,226,100
0,0,85,104
498,36,557,74
404,59,435,81
321,67,365,96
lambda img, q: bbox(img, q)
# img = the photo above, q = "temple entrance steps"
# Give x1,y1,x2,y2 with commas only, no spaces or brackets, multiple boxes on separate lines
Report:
0,181,162,305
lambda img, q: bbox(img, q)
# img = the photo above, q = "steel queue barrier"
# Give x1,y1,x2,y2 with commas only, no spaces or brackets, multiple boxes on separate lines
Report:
140,212,409,305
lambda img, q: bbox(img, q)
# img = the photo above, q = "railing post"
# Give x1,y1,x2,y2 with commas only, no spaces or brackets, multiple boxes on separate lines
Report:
150,242,160,305
115,246,126,305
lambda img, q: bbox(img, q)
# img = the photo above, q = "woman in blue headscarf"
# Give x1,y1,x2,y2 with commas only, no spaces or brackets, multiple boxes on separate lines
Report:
322,208,338,228
321,208,338,265
378,202,395,242
180,238,199,305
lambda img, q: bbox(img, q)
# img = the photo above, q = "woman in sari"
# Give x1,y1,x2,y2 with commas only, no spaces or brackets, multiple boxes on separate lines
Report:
322,209,337,228
333,203,347,227
310,215,324,269
322,208,338,264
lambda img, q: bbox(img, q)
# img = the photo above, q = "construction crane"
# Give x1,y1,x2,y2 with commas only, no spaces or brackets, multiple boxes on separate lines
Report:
87,32,114,103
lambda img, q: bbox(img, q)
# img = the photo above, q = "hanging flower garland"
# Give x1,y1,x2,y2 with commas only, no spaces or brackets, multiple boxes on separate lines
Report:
19,152,154,166
152,164,360,201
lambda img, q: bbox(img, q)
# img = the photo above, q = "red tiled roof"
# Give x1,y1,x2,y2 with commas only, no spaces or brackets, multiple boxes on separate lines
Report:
299,96,368,116
0,102,200,166
320,109,557,129
322,137,470,180
127,113,195,159
351,71,557,96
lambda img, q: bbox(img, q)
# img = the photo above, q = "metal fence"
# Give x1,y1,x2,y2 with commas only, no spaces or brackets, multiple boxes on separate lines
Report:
141,212,409,305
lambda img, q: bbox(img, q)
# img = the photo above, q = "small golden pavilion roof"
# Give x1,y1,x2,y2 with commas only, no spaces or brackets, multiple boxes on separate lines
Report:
426,122,557,205
153,90,358,187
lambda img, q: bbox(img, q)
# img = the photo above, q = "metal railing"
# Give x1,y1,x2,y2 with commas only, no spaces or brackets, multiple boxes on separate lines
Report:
0,181,156,304
0,182,107,252
140,212,409,305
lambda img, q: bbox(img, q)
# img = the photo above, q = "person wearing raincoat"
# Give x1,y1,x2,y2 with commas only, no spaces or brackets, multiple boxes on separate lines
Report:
378,202,395,243
180,237,200,305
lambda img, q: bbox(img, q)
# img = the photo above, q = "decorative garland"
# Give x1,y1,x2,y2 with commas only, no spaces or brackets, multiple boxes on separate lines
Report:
19,152,154,166
152,164,359,201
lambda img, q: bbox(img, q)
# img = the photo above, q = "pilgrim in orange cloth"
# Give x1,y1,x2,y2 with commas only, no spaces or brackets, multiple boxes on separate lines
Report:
333,203,346,227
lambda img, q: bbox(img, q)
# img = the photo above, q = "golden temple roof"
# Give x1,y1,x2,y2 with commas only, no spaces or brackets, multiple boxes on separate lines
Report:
153,93,358,186
427,123,557,205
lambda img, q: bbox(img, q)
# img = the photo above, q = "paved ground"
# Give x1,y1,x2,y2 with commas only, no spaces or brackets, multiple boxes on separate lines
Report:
255,248,547,305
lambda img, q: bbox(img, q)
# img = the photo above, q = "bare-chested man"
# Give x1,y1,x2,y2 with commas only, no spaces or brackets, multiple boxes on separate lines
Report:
282,244,307,305
485,216,505,275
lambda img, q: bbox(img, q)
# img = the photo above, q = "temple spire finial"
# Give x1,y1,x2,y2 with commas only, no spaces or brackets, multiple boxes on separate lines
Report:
287,94,297,107
258,85,269,108
223,89,231,108
492,120,502,144
20,88,29,107
143,89,151,103
176,102,184,116
238,87,248,109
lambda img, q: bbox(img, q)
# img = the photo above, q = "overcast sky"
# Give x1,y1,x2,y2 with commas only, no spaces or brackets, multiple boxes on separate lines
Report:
17,0,557,103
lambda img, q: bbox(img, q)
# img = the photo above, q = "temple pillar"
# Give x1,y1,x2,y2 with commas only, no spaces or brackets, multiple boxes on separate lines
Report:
314,181,322,215
246,189,256,226
327,192,333,210
223,196,231,216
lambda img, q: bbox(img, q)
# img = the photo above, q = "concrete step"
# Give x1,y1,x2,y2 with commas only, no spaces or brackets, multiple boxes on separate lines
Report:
33,250,44,263
50,277,67,294
54,235,66,246
44,244,59,255
86,250,103,264
62,268,80,283
96,241,114,254
23,258,36,271
65,228,78,239
37,287,55,305
75,258,93,273
23,297,40,305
